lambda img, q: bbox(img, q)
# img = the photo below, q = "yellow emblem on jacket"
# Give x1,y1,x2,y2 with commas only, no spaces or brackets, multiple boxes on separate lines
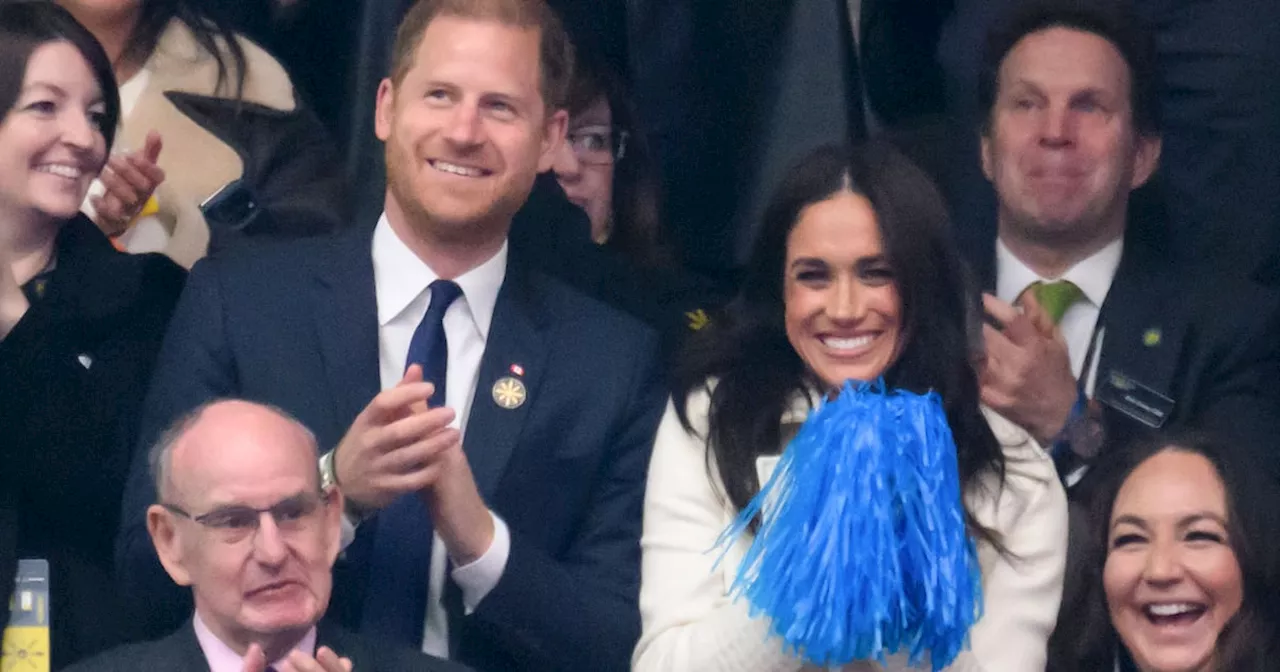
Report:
492,376,527,409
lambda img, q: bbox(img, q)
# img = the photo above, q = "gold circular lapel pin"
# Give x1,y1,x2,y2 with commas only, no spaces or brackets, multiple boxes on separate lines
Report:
492,376,527,409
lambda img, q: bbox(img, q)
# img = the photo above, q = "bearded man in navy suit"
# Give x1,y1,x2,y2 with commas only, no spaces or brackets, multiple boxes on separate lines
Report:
115,1,666,671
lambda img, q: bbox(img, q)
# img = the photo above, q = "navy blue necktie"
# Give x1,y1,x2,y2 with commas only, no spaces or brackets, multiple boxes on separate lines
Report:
361,279,462,647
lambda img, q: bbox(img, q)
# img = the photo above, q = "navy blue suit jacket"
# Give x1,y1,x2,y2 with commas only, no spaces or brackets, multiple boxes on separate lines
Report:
115,223,667,671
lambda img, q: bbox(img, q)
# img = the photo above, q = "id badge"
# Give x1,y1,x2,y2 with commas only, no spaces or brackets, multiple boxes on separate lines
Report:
3,559,50,672
1095,370,1175,429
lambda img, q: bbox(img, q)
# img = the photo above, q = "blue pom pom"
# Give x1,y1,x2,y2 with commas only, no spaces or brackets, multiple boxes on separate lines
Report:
715,379,982,671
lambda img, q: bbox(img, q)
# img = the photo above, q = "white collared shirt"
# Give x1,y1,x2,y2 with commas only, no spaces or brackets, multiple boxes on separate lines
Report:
192,612,317,672
369,213,512,658
996,236,1124,396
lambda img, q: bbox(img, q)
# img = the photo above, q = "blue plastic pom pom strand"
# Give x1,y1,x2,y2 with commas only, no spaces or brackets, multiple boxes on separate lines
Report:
715,379,982,671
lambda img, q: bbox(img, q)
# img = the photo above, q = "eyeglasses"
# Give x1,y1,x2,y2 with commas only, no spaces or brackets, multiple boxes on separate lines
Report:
161,490,330,544
566,125,628,165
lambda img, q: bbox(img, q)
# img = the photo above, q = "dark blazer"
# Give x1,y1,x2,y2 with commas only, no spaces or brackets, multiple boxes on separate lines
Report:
115,222,667,671
963,216,1280,486
938,0,1280,285
62,618,469,671
0,215,184,668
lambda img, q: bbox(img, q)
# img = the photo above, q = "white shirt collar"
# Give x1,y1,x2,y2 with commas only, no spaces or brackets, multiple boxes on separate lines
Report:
995,236,1124,308
371,213,507,337
192,611,317,672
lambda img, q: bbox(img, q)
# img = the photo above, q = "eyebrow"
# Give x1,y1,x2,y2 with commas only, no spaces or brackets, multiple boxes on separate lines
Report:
21,81,104,107
1111,511,1229,532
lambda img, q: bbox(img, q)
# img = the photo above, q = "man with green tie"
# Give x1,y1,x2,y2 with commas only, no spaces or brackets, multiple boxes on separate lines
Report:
968,1,1280,488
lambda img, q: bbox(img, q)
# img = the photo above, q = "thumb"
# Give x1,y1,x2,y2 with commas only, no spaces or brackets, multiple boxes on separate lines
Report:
400,363,424,385
1019,291,1057,337
143,130,164,163
241,643,267,672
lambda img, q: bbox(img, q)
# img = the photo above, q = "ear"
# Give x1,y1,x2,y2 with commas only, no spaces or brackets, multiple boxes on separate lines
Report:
374,78,396,142
323,489,344,565
980,132,995,182
147,505,193,587
1129,133,1162,189
536,108,570,174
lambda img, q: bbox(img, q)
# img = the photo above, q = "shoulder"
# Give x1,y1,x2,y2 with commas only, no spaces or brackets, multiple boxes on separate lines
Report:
973,406,1067,529
321,624,471,672
61,637,179,671
151,19,296,110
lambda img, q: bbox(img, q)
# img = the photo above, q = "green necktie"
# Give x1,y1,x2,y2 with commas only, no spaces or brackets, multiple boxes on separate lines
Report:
1028,280,1084,324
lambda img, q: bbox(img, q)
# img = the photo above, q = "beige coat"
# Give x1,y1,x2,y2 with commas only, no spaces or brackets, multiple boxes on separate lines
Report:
118,20,297,268
634,387,1069,672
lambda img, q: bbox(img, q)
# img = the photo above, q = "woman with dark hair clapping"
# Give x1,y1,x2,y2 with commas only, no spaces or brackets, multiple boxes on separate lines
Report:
0,2,184,666
1049,432,1280,672
634,142,1068,671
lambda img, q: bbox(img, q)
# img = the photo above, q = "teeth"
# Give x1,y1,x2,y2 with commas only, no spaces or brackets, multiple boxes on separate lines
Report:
37,164,82,179
432,160,483,177
1147,603,1201,617
823,335,874,350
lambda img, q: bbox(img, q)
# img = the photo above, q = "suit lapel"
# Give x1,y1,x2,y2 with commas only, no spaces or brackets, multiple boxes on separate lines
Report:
310,226,382,431
170,620,216,671
1095,237,1187,406
463,263,549,500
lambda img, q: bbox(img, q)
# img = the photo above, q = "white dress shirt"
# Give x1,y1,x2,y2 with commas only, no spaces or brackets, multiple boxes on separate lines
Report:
193,612,317,672
995,237,1124,396
366,213,512,657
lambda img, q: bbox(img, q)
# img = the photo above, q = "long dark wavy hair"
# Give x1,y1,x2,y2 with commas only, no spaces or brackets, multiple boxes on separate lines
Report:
1048,431,1280,672
674,141,1006,542
564,45,673,270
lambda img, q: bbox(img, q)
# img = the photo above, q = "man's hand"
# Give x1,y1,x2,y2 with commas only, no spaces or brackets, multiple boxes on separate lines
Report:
423,443,495,566
91,131,165,237
979,293,1079,445
333,364,461,512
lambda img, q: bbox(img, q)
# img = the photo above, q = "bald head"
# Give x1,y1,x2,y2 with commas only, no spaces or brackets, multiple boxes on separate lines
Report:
150,400,320,503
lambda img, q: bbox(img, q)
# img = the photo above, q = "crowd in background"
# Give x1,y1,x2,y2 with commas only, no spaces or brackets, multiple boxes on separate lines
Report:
3,0,1280,670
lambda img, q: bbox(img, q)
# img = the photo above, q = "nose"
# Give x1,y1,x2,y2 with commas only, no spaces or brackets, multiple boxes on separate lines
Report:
444,100,483,147
1039,104,1076,148
1142,540,1186,585
827,276,866,323
251,512,289,567
552,136,582,182
61,109,99,152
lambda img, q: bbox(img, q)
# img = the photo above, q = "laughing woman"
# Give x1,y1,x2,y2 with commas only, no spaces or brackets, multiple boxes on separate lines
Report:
633,142,1069,671
0,3,184,666
1048,433,1280,672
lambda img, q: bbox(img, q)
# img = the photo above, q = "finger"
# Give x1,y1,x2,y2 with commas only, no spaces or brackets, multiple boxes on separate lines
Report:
400,363,424,385
98,165,142,208
379,460,449,493
89,195,128,235
362,381,437,422
1019,291,1057,337
108,154,157,194
375,428,462,475
124,152,166,189
981,293,1022,327
142,130,163,163
375,406,457,450
241,643,266,672
315,646,353,672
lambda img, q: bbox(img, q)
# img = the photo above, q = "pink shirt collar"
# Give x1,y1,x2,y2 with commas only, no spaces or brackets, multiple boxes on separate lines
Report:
192,612,317,672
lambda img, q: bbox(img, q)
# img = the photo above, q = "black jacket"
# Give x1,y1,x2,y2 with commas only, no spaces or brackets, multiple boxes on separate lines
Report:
0,215,185,668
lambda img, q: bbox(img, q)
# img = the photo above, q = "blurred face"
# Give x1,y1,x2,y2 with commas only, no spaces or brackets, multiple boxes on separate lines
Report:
52,0,140,22
375,16,567,248
552,95,616,242
147,403,342,654
0,41,107,225
981,27,1160,250
1104,450,1244,672
784,190,902,389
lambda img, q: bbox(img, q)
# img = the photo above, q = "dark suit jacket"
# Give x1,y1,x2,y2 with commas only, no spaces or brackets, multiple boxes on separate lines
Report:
963,216,1280,486
115,223,667,671
939,0,1280,285
0,215,185,668
62,619,469,672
